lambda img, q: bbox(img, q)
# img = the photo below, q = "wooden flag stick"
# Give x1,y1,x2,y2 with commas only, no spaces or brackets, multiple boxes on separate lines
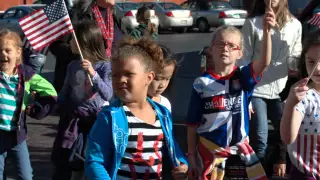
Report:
307,58,320,84
71,30,93,86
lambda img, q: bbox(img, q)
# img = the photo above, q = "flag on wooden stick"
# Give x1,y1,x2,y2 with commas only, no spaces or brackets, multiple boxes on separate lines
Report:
19,0,73,51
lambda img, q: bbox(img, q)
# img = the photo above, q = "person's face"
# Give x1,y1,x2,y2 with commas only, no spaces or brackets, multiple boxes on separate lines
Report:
148,63,175,97
112,56,154,102
0,39,21,74
264,0,280,9
209,31,242,67
96,0,115,7
305,45,320,84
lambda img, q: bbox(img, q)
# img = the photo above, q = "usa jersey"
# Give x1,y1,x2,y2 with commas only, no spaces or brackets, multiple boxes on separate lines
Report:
186,63,261,148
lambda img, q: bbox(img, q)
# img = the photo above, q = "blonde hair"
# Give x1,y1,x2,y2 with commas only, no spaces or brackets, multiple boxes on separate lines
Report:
273,0,292,29
210,25,244,51
0,29,22,65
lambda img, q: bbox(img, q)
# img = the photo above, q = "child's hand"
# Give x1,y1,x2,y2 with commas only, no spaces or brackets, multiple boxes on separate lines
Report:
263,9,276,32
80,59,95,77
249,108,254,120
172,164,188,180
188,156,199,180
273,163,286,177
287,78,309,105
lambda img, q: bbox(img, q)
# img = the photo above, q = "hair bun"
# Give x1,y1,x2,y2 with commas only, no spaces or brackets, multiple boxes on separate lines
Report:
116,36,164,72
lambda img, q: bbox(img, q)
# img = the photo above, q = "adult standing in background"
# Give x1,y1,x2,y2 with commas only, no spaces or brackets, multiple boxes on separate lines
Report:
239,0,302,178
49,0,123,93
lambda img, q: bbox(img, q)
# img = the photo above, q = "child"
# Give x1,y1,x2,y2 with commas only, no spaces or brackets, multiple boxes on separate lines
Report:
240,0,302,176
85,36,188,180
280,29,320,180
148,45,176,112
186,10,274,179
51,20,113,180
0,29,57,180
127,6,158,40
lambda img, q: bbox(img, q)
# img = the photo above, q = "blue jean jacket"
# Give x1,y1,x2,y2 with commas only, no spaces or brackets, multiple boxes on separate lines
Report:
85,98,188,180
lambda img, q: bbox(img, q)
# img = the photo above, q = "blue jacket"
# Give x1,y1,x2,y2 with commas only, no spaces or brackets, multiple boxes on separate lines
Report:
85,98,188,179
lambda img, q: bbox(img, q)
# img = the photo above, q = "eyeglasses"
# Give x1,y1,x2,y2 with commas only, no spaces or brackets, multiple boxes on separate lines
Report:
212,41,241,51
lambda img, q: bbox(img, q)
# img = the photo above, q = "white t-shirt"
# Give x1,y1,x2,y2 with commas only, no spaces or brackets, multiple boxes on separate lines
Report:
288,89,320,177
159,95,171,112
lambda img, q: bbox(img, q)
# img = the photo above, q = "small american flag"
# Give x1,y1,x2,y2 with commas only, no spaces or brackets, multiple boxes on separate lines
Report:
19,0,73,51
308,13,320,27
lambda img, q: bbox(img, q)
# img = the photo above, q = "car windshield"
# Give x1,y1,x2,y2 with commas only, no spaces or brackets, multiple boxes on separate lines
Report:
207,1,232,9
158,3,183,10
29,5,46,11
117,3,139,10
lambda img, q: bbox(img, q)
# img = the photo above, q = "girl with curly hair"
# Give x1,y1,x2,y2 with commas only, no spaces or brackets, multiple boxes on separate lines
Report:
85,36,188,180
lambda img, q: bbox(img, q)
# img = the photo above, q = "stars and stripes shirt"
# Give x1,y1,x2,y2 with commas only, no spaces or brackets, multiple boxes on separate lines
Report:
117,105,164,180
288,89,320,178
186,64,261,148
0,72,19,131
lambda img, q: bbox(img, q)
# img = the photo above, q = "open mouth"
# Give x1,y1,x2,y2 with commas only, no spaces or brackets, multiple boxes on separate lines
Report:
220,54,229,58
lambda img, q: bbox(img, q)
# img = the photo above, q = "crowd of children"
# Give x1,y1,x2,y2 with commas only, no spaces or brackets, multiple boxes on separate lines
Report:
2,0,320,179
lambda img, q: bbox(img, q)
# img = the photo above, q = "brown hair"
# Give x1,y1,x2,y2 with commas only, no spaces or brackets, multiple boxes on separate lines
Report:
248,0,291,30
136,6,156,36
299,29,320,79
0,29,22,64
113,36,164,73
73,20,107,63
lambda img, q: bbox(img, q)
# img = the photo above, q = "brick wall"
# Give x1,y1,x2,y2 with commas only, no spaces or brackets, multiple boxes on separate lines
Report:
0,0,34,11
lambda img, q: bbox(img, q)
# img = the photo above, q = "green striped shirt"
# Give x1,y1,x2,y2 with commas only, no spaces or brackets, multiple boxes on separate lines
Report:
0,72,19,131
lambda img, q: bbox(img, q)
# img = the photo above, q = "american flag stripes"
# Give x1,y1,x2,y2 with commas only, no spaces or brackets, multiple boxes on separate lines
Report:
308,13,320,27
22,37,49,55
19,0,73,51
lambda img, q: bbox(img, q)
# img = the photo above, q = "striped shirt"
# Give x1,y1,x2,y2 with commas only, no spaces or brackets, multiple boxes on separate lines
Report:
288,89,320,178
0,72,19,131
117,105,164,180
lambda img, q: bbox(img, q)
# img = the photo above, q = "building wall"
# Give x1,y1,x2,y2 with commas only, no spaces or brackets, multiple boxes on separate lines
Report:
0,0,34,11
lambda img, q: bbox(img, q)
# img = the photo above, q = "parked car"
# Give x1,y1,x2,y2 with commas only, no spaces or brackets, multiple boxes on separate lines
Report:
114,2,159,33
181,0,247,32
0,11,4,19
0,4,46,35
139,2,193,33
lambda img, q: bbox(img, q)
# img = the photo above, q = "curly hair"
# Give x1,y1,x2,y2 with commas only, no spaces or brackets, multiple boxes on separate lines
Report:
113,36,164,73
0,29,22,64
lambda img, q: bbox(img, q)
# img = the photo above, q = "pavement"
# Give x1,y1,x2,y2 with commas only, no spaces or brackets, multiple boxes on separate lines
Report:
5,31,213,180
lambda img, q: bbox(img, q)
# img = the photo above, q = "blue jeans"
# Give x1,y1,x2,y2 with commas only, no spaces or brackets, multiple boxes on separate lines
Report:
24,54,47,74
0,130,33,180
250,97,285,163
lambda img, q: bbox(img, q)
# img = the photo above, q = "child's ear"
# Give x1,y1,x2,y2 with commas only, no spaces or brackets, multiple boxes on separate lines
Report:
146,71,155,86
